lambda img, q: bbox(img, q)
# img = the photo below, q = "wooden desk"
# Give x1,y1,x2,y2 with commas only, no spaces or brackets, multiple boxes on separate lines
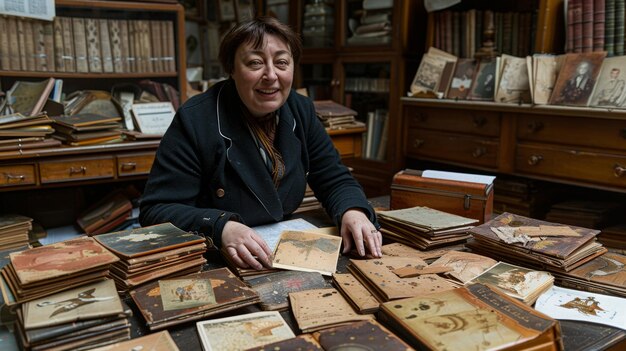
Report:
327,127,366,159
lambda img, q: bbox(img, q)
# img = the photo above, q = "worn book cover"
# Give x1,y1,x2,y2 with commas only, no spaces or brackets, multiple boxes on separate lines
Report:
93,222,205,259
332,273,379,314
9,236,118,286
271,230,342,276
494,54,532,103
348,256,457,301
378,206,478,233
88,330,178,351
53,114,122,128
314,320,413,351
8,78,55,117
428,250,497,283
76,192,132,235
559,319,626,351
533,54,565,104
21,279,123,329
244,334,323,351
467,261,554,305
313,100,357,118
552,252,626,297
196,311,294,351
289,288,373,333
446,58,476,99
410,48,457,96
245,270,326,311
378,283,563,351
130,267,260,330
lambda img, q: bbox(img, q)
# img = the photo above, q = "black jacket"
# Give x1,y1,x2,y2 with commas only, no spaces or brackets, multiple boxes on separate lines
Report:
139,79,377,246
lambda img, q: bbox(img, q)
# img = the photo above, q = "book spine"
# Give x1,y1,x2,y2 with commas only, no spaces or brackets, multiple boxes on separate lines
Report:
32,20,47,71
0,16,10,70
511,12,520,56
118,19,130,73
582,0,595,52
149,20,163,72
16,18,27,70
85,18,102,72
109,19,124,73
99,18,114,73
444,11,453,53
594,0,606,51
605,0,616,56
43,21,56,72
61,17,76,72
615,0,624,55
53,16,65,72
23,19,36,71
140,20,153,73
573,0,584,52
164,20,176,72
72,17,89,73
502,12,513,54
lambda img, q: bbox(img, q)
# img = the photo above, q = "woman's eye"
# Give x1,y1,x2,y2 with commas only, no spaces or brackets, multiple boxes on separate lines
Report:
276,60,290,68
248,60,263,68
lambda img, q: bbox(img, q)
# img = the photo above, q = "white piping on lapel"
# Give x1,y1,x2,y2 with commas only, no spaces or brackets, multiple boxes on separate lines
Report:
215,83,233,160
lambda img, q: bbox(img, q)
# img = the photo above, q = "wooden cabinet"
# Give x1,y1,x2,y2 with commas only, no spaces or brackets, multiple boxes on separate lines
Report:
264,0,426,196
402,98,626,193
0,0,187,100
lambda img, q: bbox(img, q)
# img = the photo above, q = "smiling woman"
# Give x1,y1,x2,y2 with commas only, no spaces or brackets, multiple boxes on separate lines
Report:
139,17,382,271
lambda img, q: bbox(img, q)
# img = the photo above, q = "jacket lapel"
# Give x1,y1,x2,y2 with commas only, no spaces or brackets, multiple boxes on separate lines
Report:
217,81,283,221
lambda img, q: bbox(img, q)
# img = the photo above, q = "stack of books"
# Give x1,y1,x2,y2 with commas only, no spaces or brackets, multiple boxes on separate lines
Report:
0,236,119,306
0,214,33,250
313,100,363,130
52,113,123,146
347,0,393,46
493,177,556,218
301,0,334,47
130,267,260,331
88,331,178,351
15,279,131,350
545,200,623,229
0,113,57,142
466,212,607,273
76,192,133,236
598,224,626,254
378,283,563,351
93,223,207,291
377,206,478,250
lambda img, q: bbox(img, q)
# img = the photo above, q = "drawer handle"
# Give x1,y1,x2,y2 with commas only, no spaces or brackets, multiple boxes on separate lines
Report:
412,139,425,148
614,164,626,177
473,116,487,128
120,162,137,171
528,155,543,166
527,121,544,133
472,147,486,158
69,166,87,175
5,173,26,182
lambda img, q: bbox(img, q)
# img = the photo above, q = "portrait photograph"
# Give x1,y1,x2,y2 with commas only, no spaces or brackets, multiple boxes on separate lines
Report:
588,55,626,108
549,52,607,106
467,59,497,101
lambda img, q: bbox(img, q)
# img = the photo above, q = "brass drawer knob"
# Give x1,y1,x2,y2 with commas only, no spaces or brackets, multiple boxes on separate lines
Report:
614,164,626,177
5,173,25,182
412,139,424,149
473,116,487,128
121,162,137,171
472,147,486,158
527,121,544,133
69,166,87,175
528,155,543,165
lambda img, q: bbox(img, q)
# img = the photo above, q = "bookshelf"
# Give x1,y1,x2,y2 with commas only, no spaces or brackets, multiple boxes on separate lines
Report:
264,0,426,196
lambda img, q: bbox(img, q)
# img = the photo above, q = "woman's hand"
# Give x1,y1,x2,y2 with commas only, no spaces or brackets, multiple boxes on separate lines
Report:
340,209,382,258
222,221,273,270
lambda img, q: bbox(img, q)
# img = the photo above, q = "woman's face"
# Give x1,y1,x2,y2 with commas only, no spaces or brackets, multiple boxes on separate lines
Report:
231,34,294,118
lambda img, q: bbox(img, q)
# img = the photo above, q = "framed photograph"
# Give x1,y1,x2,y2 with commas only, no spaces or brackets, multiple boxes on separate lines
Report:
217,0,236,22
131,102,176,135
549,52,607,106
467,59,497,101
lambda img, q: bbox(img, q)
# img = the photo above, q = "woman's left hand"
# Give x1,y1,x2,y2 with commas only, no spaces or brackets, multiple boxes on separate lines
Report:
340,209,382,258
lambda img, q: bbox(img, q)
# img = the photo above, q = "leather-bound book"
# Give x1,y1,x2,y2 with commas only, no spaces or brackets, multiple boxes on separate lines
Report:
76,192,132,235
378,283,563,351
245,270,326,311
314,320,413,351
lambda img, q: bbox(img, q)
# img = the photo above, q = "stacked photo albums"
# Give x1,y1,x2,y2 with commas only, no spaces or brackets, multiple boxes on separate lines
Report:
410,47,626,109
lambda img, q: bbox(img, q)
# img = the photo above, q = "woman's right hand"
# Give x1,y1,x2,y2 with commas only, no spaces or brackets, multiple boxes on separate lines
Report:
221,221,273,270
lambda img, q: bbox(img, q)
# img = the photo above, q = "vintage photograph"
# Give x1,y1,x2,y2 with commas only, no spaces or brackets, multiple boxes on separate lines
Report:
271,230,341,276
159,278,216,311
549,52,607,106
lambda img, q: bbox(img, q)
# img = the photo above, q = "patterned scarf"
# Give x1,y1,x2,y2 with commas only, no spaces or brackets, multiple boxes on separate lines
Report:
243,106,285,187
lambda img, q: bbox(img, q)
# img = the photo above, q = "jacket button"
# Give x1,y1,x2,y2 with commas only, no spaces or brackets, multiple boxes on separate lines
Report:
216,188,225,198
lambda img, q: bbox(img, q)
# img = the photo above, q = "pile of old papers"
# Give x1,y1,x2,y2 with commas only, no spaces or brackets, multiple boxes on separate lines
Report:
378,206,478,250
0,113,59,149
549,252,626,298
52,113,123,146
0,236,119,306
466,212,607,272
0,214,33,250
15,279,131,350
93,222,207,291
130,267,260,331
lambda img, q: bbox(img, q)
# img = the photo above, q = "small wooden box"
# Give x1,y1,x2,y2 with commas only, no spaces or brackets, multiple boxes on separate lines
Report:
390,169,494,224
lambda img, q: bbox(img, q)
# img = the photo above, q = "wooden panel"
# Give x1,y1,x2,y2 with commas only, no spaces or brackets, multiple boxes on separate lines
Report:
406,129,499,169
0,164,36,187
117,152,155,177
404,106,500,136
331,133,362,158
516,114,626,150
516,143,626,188
39,156,115,184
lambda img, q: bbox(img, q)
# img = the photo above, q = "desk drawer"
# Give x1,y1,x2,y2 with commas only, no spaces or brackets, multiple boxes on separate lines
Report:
117,152,156,177
406,129,499,168
0,164,36,187
516,114,626,150
39,156,115,184
405,106,500,136
516,143,626,187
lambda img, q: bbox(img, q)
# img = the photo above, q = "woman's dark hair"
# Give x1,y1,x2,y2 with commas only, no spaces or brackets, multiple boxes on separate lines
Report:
218,16,302,75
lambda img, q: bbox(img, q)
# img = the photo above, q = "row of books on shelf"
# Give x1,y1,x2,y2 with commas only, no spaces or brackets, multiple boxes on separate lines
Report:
432,9,536,59
411,47,626,108
2,205,626,350
565,0,626,56
0,15,176,74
